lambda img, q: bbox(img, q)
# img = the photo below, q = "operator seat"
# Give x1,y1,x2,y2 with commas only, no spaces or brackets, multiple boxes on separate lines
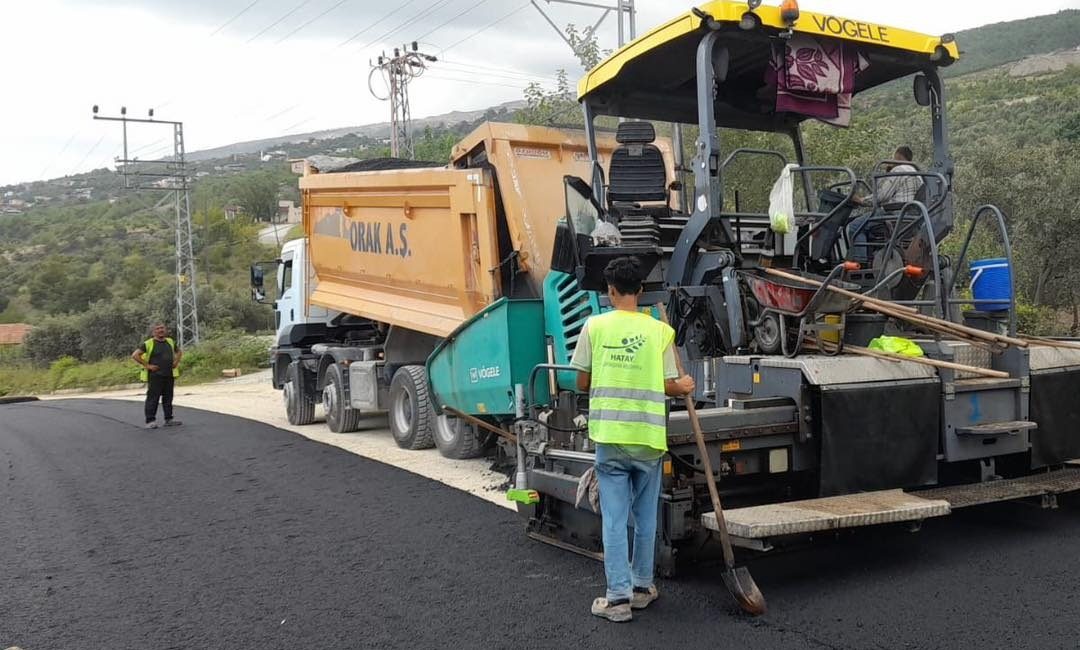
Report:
607,121,667,208
606,121,670,249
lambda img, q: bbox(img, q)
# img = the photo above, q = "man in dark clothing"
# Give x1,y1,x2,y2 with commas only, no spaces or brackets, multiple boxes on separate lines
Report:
132,323,183,429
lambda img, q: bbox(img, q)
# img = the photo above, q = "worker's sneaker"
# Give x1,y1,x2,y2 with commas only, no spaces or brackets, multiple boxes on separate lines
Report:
144,422,158,429
591,597,632,623
631,586,659,610
163,420,182,428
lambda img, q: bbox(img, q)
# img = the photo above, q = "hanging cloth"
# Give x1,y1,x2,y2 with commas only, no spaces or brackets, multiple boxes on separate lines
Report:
766,34,869,127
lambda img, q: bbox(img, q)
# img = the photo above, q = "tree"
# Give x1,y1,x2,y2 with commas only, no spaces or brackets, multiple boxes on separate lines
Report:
412,126,460,163
27,255,111,315
0,293,8,314
232,172,279,222
517,24,607,127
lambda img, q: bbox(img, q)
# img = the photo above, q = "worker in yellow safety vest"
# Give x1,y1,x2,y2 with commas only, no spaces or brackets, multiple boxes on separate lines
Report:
569,256,694,623
131,323,183,430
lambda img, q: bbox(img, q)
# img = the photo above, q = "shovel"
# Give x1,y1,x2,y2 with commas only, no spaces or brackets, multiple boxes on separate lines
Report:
660,308,767,616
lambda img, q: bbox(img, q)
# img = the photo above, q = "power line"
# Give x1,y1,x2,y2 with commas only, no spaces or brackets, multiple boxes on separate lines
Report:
414,0,491,42
359,0,457,51
339,0,420,48
440,57,558,82
210,0,263,36
424,73,531,91
247,0,317,43
437,60,556,84
437,1,530,55
69,134,107,176
276,0,351,43
38,130,82,179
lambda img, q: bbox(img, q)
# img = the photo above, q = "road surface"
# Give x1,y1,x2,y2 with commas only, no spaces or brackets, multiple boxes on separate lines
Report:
258,223,294,245
2,399,1079,649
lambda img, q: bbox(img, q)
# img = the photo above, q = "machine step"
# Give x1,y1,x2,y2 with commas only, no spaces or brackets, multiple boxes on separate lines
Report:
701,489,950,539
913,466,1080,508
954,420,1037,436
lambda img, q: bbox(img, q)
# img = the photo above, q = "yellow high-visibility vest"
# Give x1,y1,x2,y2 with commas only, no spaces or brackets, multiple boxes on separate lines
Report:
586,310,673,452
140,337,180,382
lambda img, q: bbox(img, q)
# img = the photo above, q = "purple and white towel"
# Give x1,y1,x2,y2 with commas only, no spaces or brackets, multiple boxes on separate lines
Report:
766,34,869,127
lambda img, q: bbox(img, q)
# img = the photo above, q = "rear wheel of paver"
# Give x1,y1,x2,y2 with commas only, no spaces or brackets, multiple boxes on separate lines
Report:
323,363,361,433
389,365,435,450
433,413,485,459
284,361,316,425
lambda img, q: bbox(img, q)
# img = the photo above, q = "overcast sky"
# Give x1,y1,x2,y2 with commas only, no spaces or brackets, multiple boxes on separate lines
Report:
2,0,1078,186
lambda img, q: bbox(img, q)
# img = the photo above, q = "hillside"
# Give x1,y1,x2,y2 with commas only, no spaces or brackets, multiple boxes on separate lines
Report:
946,9,1080,77
185,100,525,162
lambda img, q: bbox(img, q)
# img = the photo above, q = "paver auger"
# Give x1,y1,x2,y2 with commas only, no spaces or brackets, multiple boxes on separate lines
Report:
426,1,1080,602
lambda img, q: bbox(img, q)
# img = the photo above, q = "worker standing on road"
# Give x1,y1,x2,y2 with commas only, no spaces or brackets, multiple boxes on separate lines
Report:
570,257,695,623
132,323,183,430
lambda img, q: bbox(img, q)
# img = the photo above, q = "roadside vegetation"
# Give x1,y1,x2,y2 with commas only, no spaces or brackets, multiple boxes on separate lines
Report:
0,333,270,396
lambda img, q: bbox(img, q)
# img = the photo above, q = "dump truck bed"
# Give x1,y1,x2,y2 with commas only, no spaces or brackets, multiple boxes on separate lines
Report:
300,122,675,338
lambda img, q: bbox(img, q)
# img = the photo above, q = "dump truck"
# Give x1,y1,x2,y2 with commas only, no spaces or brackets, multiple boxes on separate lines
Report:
255,0,1080,586
252,123,679,456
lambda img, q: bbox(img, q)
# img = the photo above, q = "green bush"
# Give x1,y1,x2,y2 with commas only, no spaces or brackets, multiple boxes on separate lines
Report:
24,319,83,364
79,301,156,362
179,333,270,382
1016,303,1057,336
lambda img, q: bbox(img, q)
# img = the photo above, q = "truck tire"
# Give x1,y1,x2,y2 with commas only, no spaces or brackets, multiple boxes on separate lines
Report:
433,414,485,459
389,365,435,450
323,363,361,433
284,361,316,425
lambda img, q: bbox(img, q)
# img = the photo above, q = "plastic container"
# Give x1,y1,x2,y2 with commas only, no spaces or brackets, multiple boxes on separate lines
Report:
969,258,1011,312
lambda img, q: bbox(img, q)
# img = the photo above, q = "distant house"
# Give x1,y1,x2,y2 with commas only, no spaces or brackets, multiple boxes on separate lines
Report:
278,200,301,224
0,324,32,346
224,204,242,220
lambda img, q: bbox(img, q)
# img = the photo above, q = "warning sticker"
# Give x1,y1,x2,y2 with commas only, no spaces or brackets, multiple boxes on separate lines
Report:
513,147,552,159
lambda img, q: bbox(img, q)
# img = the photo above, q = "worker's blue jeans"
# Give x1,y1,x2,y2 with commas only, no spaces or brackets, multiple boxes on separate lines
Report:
594,443,663,603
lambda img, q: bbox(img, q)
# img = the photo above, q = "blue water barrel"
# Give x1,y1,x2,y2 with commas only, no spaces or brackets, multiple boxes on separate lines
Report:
970,257,1011,312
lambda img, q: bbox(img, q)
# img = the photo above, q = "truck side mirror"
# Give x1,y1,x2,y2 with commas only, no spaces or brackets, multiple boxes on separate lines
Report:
913,74,931,107
250,265,266,303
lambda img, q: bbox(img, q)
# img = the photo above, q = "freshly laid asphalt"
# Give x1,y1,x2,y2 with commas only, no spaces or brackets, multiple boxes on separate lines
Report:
2,399,1079,649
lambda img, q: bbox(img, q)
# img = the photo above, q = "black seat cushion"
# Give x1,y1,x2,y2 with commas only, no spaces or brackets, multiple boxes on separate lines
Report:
607,122,667,205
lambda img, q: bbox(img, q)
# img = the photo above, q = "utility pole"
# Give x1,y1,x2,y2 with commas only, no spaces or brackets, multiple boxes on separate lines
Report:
92,106,200,349
531,0,636,53
369,42,437,159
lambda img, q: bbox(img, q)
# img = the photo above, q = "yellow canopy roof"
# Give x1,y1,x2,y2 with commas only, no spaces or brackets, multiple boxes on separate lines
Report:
577,1,960,127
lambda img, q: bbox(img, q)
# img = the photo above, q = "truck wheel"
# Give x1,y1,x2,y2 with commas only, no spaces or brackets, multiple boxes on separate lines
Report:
323,363,361,433
284,362,316,425
389,365,435,450
433,414,485,459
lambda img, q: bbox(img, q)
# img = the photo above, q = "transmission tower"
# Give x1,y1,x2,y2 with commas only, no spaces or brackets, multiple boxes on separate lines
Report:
369,42,437,158
92,106,200,348
532,0,637,51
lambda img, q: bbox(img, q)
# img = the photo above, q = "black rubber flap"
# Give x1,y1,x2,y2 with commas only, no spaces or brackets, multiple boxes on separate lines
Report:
818,380,939,496
1030,368,1080,468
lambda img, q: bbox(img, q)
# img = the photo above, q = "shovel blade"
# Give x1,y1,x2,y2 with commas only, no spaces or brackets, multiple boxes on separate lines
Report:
722,566,767,616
